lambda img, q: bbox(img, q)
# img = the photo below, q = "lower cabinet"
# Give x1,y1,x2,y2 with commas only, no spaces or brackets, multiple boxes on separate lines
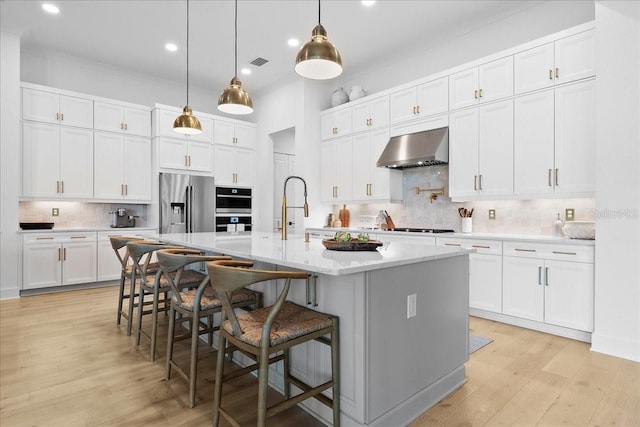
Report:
502,242,594,332
23,232,97,289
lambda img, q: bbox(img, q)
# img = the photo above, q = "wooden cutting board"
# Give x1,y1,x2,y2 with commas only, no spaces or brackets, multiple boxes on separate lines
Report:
339,204,350,227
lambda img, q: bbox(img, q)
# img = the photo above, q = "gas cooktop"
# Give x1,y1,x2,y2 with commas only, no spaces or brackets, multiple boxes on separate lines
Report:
389,228,454,234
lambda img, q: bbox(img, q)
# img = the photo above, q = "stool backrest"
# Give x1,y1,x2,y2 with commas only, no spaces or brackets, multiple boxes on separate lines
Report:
126,241,180,277
207,260,309,344
109,235,144,270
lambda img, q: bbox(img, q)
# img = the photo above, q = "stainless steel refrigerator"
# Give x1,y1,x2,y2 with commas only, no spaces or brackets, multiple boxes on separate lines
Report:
159,173,215,234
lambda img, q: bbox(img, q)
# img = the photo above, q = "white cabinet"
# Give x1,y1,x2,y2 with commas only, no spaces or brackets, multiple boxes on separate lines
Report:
158,137,213,174
213,145,255,187
320,137,352,202
94,132,151,201
389,76,448,124
437,237,503,313
154,107,214,142
502,241,594,332
23,232,97,290
22,122,94,199
94,101,150,136
214,120,256,149
351,128,402,202
514,29,595,94
22,87,93,128
321,107,352,140
352,95,389,133
449,56,513,110
449,99,514,199
514,80,595,195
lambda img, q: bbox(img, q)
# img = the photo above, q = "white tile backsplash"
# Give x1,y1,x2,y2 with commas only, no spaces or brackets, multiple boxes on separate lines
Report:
19,201,150,229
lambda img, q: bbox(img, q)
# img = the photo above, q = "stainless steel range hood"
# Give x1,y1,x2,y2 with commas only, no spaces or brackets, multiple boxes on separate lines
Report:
376,127,448,169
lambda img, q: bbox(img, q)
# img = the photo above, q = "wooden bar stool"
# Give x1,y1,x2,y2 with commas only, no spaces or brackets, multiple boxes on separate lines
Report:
208,260,340,427
111,235,159,330
159,249,262,408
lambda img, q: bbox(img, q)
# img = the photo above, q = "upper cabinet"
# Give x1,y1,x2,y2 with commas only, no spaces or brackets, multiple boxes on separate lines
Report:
514,29,595,94
321,106,352,140
320,137,353,202
389,76,448,124
351,128,402,202
94,101,151,136
22,87,93,129
449,56,513,110
154,107,214,142
352,95,389,133
214,120,256,149
213,145,255,187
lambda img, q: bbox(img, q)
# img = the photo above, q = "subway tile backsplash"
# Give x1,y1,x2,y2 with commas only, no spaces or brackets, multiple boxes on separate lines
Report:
19,201,151,229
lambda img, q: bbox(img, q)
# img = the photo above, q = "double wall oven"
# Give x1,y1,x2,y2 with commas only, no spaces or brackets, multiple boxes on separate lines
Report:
215,186,252,232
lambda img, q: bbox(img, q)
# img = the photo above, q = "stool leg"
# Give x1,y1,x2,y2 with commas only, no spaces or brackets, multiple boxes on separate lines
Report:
150,283,161,361
136,285,146,346
257,346,270,427
212,332,227,427
166,305,176,380
283,348,291,399
188,311,200,408
116,273,126,325
127,270,136,336
332,319,341,427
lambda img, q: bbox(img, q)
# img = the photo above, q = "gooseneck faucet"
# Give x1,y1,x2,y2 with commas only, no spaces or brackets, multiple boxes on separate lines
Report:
282,176,309,240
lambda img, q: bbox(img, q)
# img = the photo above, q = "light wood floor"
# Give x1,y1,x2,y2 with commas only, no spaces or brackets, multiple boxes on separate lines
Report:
1,286,638,426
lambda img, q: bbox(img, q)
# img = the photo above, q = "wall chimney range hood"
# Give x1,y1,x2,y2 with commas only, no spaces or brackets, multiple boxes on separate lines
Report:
376,127,449,169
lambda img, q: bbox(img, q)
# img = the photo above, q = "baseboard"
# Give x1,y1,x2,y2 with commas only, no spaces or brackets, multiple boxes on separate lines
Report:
591,332,640,362
0,287,20,300
20,281,118,297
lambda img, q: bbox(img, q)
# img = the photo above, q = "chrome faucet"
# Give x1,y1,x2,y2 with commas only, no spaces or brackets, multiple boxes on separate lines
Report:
281,176,309,240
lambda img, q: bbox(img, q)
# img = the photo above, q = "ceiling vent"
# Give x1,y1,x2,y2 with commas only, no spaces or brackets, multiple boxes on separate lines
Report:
249,57,270,67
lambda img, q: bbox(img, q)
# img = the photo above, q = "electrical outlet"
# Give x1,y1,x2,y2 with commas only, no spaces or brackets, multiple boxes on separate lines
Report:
565,208,575,221
407,294,417,319
489,209,496,220
52,208,59,216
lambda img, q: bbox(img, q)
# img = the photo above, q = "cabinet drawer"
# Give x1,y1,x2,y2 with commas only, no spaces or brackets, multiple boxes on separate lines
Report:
437,237,502,255
503,241,593,262
23,232,97,244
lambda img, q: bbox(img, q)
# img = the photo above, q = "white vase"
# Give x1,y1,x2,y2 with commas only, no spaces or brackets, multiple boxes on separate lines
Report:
348,85,366,101
331,87,349,107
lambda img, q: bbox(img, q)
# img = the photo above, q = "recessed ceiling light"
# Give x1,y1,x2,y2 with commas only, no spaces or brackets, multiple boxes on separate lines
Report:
361,1,376,6
165,43,178,52
287,38,300,47
42,3,60,15
241,67,251,76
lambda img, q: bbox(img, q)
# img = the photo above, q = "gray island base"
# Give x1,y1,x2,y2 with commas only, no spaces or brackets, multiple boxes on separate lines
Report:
153,232,471,426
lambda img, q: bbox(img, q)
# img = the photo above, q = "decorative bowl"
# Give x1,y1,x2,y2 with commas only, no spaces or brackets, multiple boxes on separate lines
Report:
562,221,595,239
322,239,383,251
20,222,54,230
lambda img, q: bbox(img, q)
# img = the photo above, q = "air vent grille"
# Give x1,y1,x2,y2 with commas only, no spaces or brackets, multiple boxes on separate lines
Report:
249,57,269,67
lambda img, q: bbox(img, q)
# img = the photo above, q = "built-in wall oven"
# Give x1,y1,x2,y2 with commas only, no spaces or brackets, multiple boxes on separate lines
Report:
215,186,252,232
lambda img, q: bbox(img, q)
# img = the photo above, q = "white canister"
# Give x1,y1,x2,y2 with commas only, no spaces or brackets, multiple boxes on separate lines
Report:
461,218,473,233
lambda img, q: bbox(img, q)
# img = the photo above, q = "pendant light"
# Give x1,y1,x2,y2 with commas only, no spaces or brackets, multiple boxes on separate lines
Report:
173,0,202,135
295,0,343,80
218,0,253,115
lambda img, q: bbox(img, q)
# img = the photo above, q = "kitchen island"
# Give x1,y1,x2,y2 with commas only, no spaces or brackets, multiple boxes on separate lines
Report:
152,232,472,427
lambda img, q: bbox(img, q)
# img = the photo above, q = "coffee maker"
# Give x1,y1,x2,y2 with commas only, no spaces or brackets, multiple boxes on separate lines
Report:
110,208,136,228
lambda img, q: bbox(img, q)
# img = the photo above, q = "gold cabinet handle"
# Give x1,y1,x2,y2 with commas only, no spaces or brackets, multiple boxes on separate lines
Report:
538,266,542,285
548,169,553,187
552,250,577,255
70,236,87,239
124,123,128,131
56,181,60,193
479,174,483,191
188,155,191,167
63,247,67,261
478,89,483,98
121,184,124,195
474,90,478,99
472,245,491,249
555,168,559,186
125,184,128,195
58,248,61,261
545,267,549,286
515,248,536,252
416,105,420,114
120,123,124,130
549,69,553,80
37,237,54,240
61,181,64,193
474,175,478,191
60,113,64,121
56,112,60,120
444,243,461,247
555,68,559,79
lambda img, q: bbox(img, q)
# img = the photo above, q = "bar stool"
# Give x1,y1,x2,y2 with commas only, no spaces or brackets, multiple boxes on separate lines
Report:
208,260,340,427
111,235,159,331
159,249,262,408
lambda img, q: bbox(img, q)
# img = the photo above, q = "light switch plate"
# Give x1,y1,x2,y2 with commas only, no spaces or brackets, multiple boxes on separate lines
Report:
52,208,59,216
489,209,496,220
565,208,575,221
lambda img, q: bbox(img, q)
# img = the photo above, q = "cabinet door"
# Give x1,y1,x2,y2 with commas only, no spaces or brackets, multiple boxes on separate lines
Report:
369,128,397,200
334,137,353,201
59,95,93,129
554,30,595,85
23,243,62,289
479,56,513,103
214,145,235,186
514,42,555,94
478,100,513,197
62,241,97,285
544,260,594,331
389,87,417,124
59,127,94,198
469,253,502,313
158,138,188,170
123,136,152,200
514,90,555,195
368,96,389,130
449,67,479,110
351,133,371,200
233,149,255,187
449,109,479,199
352,102,371,134
417,77,448,117
502,256,544,322
94,132,125,199
22,88,60,124
94,101,123,133
97,240,122,281
22,122,60,197
554,80,595,194
123,107,151,136
234,123,256,149
187,140,214,173
214,120,235,145
333,108,352,138
320,141,337,202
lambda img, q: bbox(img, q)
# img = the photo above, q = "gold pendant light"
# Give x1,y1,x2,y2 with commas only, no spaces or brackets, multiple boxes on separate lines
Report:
295,0,343,80
218,0,253,115
173,0,202,135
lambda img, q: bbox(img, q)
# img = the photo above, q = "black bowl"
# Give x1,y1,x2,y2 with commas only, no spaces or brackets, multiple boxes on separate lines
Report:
20,222,54,230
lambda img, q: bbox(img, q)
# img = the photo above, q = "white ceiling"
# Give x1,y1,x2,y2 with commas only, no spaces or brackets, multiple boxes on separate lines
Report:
1,0,549,97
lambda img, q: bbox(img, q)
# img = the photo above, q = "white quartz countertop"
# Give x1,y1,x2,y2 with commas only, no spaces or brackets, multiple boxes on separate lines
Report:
149,232,473,276
307,227,596,246
18,227,157,233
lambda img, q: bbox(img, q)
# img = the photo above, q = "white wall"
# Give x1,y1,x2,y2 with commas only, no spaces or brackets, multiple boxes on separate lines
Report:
592,1,640,362
0,31,21,299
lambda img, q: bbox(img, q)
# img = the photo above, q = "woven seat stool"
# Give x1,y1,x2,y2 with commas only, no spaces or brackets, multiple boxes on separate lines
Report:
208,260,340,427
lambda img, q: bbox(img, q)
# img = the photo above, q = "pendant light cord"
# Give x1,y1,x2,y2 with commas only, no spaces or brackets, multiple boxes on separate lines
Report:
234,0,238,78
186,0,190,105
318,0,321,24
